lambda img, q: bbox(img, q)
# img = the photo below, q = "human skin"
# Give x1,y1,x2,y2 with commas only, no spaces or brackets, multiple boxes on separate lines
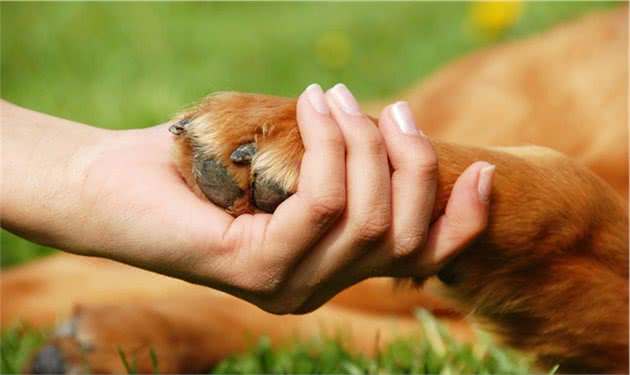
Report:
0,84,492,313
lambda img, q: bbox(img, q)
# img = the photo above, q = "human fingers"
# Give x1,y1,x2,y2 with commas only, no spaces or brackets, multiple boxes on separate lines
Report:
417,161,494,270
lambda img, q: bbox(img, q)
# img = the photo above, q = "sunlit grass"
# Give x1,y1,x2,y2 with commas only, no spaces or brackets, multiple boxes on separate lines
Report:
212,310,536,374
0,322,49,374
0,1,615,268
0,2,616,373
0,1,616,268
3,310,549,374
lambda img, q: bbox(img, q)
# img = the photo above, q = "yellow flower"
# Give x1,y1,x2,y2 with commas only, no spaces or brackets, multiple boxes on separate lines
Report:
470,1,523,38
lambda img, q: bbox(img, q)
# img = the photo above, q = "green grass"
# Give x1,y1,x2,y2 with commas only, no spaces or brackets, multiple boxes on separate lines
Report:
3,310,543,374
0,2,617,373
0,322,49,374
212,310,536,375
0,1,618,268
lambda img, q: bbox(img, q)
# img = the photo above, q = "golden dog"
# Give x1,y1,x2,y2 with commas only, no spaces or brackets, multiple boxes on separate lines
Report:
3,7,628,374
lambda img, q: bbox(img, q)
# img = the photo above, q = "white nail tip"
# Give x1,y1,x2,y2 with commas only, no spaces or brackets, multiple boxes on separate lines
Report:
477,164,496,203
391,101,422,136
330,83,362,116
305,83,329,115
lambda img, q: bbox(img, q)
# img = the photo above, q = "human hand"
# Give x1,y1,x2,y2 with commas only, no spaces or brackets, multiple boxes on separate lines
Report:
1,88,492,314
173,84,492,313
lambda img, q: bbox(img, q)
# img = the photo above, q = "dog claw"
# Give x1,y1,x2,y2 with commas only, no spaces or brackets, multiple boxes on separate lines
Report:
230,143,256,165
169,118,191,135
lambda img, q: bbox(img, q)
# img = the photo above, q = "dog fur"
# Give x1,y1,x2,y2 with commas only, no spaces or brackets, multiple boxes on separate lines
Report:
2,7,628,374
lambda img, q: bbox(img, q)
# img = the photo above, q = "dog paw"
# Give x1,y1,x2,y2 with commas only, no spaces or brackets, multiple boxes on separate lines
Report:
170,93,304,215
27,305,216,374
27,314,107,374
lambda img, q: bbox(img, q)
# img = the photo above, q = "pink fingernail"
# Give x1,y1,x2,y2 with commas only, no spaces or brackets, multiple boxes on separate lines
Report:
391,101,423,136
304,83,329,115
477,164,495,203
329,83,362,116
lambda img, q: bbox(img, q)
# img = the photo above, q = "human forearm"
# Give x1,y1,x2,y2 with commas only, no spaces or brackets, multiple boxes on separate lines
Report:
0,100,109,251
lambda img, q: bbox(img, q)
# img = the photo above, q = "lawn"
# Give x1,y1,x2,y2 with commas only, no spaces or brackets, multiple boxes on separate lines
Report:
1,1,618,373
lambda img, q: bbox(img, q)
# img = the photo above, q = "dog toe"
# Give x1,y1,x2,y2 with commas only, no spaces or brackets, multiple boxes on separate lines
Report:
193,156,245,210
30,345,65,375
252,174,291,213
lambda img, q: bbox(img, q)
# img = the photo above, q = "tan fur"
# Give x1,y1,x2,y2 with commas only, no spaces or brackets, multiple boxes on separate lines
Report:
2,7,628,374
173,93,303,213
169,93,629,373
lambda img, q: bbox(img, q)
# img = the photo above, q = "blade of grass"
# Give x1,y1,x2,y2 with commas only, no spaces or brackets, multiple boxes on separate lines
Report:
149,347,159,374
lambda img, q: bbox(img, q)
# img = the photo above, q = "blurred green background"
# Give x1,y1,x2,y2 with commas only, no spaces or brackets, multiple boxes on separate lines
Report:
0,1,617,268
0,2,620,373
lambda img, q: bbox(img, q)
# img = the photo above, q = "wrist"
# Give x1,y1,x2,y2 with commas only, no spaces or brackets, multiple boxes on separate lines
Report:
44,126,115,255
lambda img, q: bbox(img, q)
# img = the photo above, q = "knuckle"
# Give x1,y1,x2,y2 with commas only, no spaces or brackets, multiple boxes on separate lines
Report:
414,153,438,177
238,269,285,297
319,130,345,150
399,139,438,174
352,209,391,243
394,133,438,168
393,230,427,258
308,194,346,222
361,131,386,157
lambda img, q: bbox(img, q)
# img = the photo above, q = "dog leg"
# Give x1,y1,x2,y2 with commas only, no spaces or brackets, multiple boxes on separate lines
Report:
170,92,627,373
3,253,469,373
25,290,472,374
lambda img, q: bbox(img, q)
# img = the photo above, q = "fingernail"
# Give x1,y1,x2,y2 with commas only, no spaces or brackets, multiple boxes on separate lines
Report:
477,164,495,203
391,101,424,136
329,83,362,116
304,83,329,115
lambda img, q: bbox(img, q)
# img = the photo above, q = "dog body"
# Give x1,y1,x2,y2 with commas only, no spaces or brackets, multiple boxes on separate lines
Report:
2,8,628,374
